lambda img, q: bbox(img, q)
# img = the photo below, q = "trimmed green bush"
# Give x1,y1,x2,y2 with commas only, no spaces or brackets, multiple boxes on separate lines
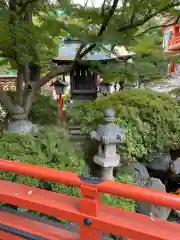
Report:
67,89,180,162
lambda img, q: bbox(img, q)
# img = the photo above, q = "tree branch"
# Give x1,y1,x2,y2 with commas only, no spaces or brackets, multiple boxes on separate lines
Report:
119,2,180,32
0,0,8,7
34,0,119,89
34,64,73,89
19,0,37,15
22,87,35,113
134,15,180,37
80,0,119,58
101,0,107,17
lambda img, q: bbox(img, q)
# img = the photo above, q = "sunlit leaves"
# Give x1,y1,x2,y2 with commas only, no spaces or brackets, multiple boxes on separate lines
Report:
0,0,178,77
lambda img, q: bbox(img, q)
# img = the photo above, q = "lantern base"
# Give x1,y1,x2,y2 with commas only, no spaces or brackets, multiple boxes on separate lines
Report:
93,154,120,168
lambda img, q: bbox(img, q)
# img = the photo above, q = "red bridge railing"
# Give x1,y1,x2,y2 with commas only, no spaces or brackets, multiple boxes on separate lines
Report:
0,159,179,239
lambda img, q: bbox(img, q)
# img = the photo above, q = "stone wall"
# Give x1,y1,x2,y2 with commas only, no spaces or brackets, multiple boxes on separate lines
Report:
0,78,16,91
0,77,69,100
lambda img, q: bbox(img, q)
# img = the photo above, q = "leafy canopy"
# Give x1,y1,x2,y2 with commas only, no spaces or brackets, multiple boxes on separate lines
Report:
0,0,179,117
0,0,179,70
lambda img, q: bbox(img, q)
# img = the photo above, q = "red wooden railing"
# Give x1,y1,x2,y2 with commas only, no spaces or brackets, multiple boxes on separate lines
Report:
0,160,180,239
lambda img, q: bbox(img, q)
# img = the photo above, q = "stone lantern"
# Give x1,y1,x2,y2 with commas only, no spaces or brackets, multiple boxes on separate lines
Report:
53,78,68,121
90,108,125,180
53,78,68,95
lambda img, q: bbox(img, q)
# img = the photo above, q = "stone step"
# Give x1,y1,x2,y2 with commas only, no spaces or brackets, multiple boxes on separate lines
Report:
69,129,82,135
69,125,81,130
69,134,86,141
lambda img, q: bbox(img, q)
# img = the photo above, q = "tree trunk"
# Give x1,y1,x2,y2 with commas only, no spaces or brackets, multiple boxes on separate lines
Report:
15,67,24,105
5,65,39,134
137,78,141,88
119,81,124,91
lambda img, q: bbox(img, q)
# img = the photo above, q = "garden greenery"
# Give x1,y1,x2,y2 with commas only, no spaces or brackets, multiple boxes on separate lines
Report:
0,94,134,213
67,89,180,162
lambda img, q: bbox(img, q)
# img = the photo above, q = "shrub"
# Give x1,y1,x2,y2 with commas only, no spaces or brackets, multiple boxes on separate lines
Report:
67,89,180,162
0,92,60,126
170,87,180,98
62,91,71,104
29,94,60,125
0,126,85,192
0,126,134,213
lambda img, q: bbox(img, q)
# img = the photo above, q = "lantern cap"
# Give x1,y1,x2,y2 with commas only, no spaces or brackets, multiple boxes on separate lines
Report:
53,79,68,87
90,108,125,144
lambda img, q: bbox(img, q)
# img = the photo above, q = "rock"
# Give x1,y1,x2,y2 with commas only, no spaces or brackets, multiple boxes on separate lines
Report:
32,124,38,133
171,157,180,174
133,162,150,186
145,152,171,172
135,178,171,220
7,120,36,133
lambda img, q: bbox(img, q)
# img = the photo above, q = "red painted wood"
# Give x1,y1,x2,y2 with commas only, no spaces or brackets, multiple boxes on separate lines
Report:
0,180,179,239
0,211,78,240
0,160,180,211
59,94,64,121
80,185,103,240
79,226,103,240
160,24,179,32
0,230,24,240
0,159,82,187
167,25,180,51
168,39,180,51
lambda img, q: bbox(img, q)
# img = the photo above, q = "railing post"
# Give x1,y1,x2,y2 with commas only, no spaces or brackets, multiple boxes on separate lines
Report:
80,184,103,240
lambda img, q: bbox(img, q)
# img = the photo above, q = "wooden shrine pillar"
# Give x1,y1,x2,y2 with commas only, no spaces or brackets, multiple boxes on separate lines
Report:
172,24,179,44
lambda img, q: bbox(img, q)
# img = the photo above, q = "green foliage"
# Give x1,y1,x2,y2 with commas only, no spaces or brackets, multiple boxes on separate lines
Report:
0,0,178,69
0,58,16,74
0,93,60,126
0,125,134,214
170,88,180,97
29,94,60,125
0,0,178,119
67,89,180,161
62,91,71,104
0,126,85,192
127,24,168,86
102,172,135,212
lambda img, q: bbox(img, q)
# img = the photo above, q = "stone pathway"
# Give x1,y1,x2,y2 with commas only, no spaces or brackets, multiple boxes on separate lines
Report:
150,70,180,93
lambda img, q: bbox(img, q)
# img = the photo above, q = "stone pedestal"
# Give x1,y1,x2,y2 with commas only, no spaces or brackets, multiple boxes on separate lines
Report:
90,108,124,181
101,167,114,180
